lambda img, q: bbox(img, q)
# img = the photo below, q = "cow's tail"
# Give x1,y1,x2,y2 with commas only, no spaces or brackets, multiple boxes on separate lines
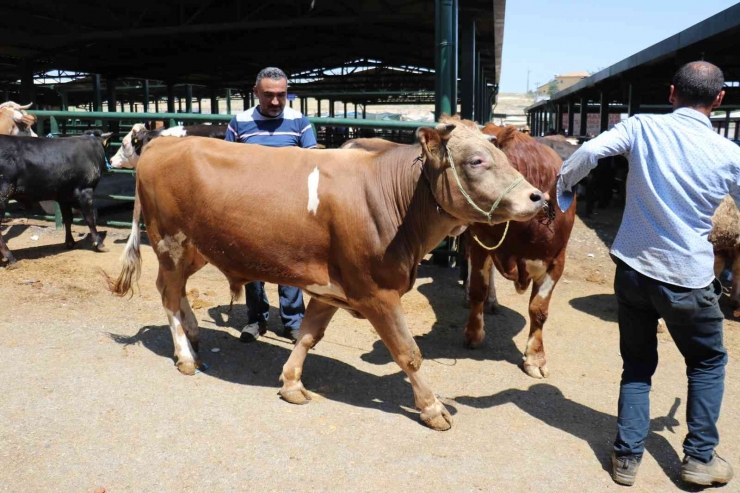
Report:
104,185,143,297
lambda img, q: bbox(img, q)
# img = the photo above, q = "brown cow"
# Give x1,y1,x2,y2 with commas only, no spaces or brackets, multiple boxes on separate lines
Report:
105,119,548,430
463,124,576,378
709,195,740,314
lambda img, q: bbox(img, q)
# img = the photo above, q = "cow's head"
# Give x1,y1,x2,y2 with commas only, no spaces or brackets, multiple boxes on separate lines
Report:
416,117,547,224
0,102,37,137
110,123,147,168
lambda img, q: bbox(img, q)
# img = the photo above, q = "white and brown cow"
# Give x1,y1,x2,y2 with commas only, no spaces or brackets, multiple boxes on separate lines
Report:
109,123,227,168
105,118,548,430
462,124,576,378
0,102,37,137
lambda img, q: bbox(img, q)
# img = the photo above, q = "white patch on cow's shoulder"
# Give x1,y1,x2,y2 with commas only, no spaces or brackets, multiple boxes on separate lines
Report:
537,274,555,299
157,232,187,265
307,166,320,215
160,126,188,138
305,282,346,301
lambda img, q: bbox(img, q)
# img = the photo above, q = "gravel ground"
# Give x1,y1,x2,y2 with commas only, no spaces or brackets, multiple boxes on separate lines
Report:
1,207,738,493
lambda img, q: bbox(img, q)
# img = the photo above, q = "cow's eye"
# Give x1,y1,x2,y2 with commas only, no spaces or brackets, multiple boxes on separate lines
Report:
470,158,484,166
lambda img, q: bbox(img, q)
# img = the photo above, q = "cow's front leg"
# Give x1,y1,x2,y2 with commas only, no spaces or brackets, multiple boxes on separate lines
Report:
522,255,564,379
75,188,106,252
279,298,338,404
463,251,492,348
365,291,452,431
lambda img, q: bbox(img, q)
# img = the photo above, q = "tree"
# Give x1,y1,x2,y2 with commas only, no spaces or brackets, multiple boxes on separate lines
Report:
548,79,560,97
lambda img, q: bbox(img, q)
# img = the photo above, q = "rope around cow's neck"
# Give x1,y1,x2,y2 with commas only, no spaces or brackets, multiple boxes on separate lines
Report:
471,221,510,251
444,147,524,225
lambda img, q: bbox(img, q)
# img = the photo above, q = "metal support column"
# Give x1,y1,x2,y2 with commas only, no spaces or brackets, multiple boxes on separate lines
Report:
354,103,358,119
449,0,458,115
20,60,35,106
167,82,176,114
362,104,367,119
329,100,335,118
725,110,731,137
599,90,609,134
225,89,232,114
143,79,150,112
434,0,455,119
185,85,193,113
106,76,118,135
555,103,563,134
460,16,475,120
344,102,348,118
93,74,102,112
579,97,587,137
628,84,640,117
567,99,575,136
317,99,322,117
210,86,219,114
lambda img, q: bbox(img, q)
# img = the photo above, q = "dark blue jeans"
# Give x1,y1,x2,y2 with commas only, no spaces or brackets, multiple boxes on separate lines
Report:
246,282,305,331
613,258,727,463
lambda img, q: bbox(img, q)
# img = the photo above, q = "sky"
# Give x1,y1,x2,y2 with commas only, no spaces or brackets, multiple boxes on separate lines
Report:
498,0,739,93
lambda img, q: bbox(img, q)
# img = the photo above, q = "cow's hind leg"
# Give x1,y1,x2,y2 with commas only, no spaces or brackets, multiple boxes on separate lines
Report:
155,242,205,375
75,188,106,252
463,249,492,349
58,202,75,249
178,251,208,353
279,298,338,404
522,254,565,379
366,291,452,431
0,192,16,265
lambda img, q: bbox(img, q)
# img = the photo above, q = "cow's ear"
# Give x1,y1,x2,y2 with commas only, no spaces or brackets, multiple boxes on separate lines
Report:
100,132,113,147
416,127,442,160
435,123,455,141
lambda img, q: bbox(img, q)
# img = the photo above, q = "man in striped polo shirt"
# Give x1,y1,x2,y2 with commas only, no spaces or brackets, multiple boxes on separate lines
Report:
225,67,317,343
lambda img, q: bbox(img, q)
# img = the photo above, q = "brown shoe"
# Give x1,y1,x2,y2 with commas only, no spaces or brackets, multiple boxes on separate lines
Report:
611,452,641,486
681,452,733,486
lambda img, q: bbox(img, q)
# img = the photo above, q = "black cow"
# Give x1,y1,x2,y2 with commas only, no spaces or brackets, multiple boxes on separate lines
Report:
0,133,112,265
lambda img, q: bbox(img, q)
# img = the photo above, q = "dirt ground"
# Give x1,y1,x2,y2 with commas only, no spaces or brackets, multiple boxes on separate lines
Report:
1,205,739,493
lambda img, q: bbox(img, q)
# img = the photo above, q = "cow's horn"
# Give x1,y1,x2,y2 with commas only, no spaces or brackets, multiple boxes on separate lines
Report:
19,103,33,110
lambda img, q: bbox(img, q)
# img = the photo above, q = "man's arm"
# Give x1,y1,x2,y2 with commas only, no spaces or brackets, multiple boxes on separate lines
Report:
224,116,238,142
299,117,318,149
556,119,635,212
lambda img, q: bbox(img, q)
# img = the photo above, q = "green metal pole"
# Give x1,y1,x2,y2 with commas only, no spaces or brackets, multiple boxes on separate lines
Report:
185,85,193,113
226,89,232,114
143,79,150,113
49,116,59,134
435,0,454,120
449,0,458,116
54,203,62,230
460,16,475,120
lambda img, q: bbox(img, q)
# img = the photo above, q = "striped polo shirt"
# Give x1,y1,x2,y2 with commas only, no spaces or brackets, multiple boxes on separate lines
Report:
224,106,317,148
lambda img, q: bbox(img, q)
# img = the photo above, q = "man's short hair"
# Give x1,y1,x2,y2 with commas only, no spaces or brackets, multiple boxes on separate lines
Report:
672,61,724,107
256,67,287,86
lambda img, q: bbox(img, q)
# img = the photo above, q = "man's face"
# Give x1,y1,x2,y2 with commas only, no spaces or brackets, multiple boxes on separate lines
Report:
254,77,287,117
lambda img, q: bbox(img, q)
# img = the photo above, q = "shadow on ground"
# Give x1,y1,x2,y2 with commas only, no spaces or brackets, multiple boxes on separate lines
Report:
360,264,528,372
108,323,458,427
455,383,702,491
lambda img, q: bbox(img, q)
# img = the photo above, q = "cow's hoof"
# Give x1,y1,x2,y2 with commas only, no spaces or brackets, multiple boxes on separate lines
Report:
65,241,75,250
93,242,109,253
279,386,312,405
484,300,500,314
463,329,485,349
523,362,550,379
176,360,199,376
5,259,19,270
420,400,452,431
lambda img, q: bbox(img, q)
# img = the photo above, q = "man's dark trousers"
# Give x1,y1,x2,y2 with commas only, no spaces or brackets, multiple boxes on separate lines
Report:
612,257,727,463
246,281,304,331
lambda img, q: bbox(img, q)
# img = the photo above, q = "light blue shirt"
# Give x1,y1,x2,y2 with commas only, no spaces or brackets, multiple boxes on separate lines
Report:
557,107,740,288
